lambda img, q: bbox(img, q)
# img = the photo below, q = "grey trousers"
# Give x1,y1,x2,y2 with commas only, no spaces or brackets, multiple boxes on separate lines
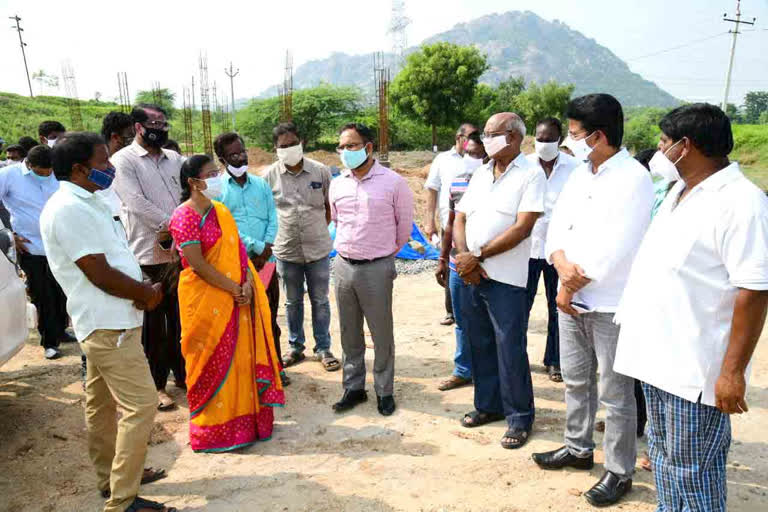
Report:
334,256,397,396
560,312,637,477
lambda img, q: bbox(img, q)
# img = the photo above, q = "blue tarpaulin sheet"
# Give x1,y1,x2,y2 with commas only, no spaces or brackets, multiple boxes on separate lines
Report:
328,221,440,260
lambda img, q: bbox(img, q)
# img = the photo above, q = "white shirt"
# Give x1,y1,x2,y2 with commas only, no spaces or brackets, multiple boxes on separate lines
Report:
545,148,654,311
526,151,580,259
425,148,463,228
614,163,768,406
457,153,546,287
40,182,144,342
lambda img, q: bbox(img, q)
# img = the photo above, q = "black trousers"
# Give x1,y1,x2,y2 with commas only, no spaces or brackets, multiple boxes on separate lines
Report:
20,254,68,349
140,264,186,390
440,229,453,317
264,269,282,362
635,379,648,436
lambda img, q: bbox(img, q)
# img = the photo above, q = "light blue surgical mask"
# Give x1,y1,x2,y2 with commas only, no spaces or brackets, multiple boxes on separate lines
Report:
31,171,51,181
341,146,369,170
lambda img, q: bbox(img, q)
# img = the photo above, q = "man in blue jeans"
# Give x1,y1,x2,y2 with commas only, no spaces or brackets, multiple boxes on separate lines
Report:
263,122,339,372
435,131,486,391
453,112,545,450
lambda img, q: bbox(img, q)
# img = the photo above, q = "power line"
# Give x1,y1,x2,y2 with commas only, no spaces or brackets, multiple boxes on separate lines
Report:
626,31,730,62
9,15,33,98
720,0,756,110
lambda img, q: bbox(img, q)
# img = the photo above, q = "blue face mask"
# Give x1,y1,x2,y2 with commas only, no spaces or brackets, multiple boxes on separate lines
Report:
340,146,369,170
31,171,51,181
88,166,116,190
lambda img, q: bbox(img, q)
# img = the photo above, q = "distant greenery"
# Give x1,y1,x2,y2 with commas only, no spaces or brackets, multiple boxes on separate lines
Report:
135,88,176,118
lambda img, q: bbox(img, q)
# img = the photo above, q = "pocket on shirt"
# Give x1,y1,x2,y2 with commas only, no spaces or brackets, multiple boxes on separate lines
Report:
308,187,325,208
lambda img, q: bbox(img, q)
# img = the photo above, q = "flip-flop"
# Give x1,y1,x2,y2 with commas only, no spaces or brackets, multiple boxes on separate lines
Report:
317,351,341,372
282,350,306,368
461,410,505,428
548,366,563,383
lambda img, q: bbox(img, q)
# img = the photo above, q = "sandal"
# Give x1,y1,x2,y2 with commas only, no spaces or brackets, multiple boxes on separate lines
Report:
157,390,175,411
500,428,530,450
438,375,472,391
548,366,563,383
317,350,341,372
439,315,455,326
461,410,505,428
282,350,306,368
101,468,168,498
126,496,177,512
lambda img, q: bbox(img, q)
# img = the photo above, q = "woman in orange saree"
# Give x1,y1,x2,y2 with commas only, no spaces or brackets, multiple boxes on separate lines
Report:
169,155,284,452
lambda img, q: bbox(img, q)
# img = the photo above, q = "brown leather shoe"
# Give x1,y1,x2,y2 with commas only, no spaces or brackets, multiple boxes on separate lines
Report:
438,375,472,391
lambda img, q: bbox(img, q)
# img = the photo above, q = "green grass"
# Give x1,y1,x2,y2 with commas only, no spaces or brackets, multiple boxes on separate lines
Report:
732,124,768,190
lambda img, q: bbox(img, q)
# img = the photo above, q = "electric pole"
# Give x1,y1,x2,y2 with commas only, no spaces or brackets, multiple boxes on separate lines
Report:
9,15,33,98
225,62,239,131
721,0,756,111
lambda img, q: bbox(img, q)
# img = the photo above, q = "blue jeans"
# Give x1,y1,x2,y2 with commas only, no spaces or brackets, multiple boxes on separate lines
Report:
457,278,534,430
276,258,332,354
525,258,560,368
448,268,472,379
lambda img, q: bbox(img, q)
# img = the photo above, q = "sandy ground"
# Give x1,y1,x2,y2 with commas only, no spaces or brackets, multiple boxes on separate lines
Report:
1,270,768,512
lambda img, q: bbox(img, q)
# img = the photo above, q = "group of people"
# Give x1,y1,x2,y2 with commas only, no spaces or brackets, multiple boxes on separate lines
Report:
0,91,765,512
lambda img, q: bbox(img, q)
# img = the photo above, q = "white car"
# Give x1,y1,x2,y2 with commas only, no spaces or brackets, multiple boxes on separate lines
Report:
0,220,28,367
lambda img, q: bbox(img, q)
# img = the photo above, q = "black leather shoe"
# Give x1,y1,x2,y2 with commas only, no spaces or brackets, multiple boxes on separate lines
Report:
60,331,77,343
377,395,396,416
584,471,632,507
332,389,367,413
532,445,594,470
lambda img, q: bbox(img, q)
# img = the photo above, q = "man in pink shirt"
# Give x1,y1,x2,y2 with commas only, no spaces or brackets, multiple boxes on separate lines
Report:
329,123,414,416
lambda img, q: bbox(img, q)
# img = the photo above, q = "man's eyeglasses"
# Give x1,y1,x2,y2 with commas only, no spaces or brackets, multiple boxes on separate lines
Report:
336,142,366,153
143,120,170,130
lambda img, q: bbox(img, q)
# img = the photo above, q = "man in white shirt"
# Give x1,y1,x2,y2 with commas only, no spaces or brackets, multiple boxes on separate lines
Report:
453,112,545,449
525,117,579,383
532,94,654,507
41,132,175,512
614,104,768,512
425,122,477,326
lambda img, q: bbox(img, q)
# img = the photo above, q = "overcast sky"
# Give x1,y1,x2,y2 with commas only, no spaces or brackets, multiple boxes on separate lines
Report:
1,0,766,107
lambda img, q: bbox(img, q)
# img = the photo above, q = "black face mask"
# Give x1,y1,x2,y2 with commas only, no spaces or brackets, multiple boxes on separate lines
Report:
142,126,168,148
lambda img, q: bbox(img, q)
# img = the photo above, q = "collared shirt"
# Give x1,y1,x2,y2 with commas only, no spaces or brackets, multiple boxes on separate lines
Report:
545,148,654,311
218,173,278,258
614,163,768,406
457,153,545,287
447,163,479,267
425,148,463,228
263,157,332,263
329,160,414,260
0,161,60,255
526,151,580,259
40,181,144,341
112,141,183,265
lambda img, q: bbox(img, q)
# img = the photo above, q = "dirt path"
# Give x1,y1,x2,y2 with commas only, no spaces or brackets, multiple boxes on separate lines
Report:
1,272,767,511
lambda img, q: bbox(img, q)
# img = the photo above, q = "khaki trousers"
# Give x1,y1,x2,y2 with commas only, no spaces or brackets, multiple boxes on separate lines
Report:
81,327,157,512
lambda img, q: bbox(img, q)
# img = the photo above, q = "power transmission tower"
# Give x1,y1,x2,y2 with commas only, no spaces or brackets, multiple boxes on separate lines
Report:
224,62,239,131
279,51,293,122
61,62,83,131
9,15,33,98
117,72,130,112
182,87,194,155
388,0,410,71
721,0,756,111
199,54,213,156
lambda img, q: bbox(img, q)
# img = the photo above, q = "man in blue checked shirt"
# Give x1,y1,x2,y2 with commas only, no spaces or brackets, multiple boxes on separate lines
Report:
214,132,285,382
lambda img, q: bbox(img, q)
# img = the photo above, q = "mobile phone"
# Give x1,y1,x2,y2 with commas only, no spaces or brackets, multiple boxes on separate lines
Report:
159,239,173,251
570,301,592,314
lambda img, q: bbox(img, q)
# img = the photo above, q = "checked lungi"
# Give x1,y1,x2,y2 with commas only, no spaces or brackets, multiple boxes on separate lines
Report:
642,383,731,512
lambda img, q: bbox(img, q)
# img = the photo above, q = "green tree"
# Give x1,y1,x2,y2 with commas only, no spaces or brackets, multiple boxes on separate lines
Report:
744,91,768,124
511,81,574,133
135,88,176,118
390,42,488,148
725,103,744,124
622,107,669,152
461,83,498,128
493,76,526,112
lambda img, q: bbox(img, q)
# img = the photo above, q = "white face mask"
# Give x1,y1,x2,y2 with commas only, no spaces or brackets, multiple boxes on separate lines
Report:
201,175,223,199
563,132,598,161
649,140,684,183
462,154,484,173
483,134,509,158
227,164,248,178
535,140,560,162
46,137,57,148
276,143,304,167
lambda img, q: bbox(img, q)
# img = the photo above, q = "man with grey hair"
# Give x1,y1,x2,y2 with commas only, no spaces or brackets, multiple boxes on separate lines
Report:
425,122,477,326
453,112,545,449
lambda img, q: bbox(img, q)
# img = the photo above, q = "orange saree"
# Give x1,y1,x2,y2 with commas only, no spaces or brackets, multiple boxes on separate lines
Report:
170,201,284,452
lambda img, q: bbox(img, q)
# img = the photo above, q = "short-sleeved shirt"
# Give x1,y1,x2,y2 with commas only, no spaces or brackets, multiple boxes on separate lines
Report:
39,182,143,341
0,161,60,256
425,148,463,228
456,153,546,287
112,141,184,265
263,157,332,264
615,163,768,406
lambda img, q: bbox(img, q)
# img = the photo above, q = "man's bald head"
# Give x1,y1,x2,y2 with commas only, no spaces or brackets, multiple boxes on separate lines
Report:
485,113,526,139
483,112,526,161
